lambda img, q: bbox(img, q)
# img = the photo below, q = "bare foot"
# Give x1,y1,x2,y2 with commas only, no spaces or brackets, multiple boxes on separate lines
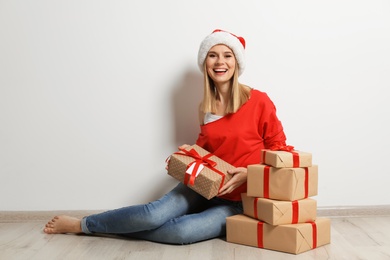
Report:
43,215,82,234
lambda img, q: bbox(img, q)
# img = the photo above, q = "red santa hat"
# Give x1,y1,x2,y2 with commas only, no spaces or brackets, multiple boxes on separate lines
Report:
198,29,246,76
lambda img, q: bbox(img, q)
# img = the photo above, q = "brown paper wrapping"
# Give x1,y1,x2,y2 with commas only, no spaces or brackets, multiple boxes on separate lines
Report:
241,193,317,225
167,145,234,200
226,214,331,254
261,150,312,168
247,164,318,201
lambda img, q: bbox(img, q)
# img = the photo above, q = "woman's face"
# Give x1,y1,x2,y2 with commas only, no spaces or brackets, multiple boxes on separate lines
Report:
205,44,236,86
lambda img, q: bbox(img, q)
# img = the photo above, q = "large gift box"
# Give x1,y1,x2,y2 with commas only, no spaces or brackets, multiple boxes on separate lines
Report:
167,145,234,199
226,214,331,255
261,149,312,168
241,193,317,225
247,164,318,201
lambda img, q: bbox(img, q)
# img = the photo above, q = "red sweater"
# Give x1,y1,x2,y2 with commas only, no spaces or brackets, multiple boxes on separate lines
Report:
196,89,287,201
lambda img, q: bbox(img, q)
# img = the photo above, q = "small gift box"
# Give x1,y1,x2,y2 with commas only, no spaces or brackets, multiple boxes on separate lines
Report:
247,164,318,201
226,214,331,255
241,193,317,225
167,145,234,199
261,149,312,168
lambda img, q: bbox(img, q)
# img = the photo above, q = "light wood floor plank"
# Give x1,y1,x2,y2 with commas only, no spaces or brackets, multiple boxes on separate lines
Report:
1,217,390,259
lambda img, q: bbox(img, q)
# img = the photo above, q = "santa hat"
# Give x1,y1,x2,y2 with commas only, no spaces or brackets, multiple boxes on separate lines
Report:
198,29,246,76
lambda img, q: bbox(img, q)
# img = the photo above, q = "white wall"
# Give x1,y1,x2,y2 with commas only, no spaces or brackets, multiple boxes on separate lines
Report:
1,0,389,211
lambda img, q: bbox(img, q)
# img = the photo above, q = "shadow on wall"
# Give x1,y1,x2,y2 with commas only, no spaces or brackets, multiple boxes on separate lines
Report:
171,69,203,146
142,69,203,202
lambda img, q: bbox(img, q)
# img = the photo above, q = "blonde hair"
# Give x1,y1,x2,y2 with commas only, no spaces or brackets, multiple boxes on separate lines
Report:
200,61,250,114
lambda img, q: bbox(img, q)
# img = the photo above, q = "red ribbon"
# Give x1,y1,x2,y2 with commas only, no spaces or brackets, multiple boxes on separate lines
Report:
291,151,300,167
175,147,225,189
304,167,309,198
254,198,259,219
292,201,299,224
269,144,295,152
307,221,317,248
263,166,270,198
257,222,264,248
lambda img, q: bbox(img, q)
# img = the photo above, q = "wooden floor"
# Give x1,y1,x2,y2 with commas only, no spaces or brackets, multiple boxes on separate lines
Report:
1,214,390,259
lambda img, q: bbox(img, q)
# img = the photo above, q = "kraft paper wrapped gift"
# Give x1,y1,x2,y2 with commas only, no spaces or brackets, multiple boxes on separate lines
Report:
167,145,234,199
247,164,318,201
261,149,312,168
226,214,331,255
241,193,317,225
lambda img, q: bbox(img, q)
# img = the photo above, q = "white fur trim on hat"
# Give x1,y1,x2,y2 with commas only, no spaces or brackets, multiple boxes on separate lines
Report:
198,29,246,76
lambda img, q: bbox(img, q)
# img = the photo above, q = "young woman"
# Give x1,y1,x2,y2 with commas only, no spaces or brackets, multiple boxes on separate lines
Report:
44,29,287,244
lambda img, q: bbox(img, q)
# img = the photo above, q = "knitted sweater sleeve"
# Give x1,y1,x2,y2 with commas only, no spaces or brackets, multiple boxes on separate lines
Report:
257,92,287,150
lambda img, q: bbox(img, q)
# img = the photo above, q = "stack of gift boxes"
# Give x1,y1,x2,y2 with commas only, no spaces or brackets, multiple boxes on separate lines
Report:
226,149,331,254
167,145,331,255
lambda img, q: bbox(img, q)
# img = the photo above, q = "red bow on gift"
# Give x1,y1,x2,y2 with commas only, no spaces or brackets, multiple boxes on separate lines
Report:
265,144,301,168
269,144,295,152
176,147,217,186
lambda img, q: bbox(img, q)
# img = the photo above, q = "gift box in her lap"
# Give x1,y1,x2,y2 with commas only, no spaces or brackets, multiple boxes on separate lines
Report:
247,164,318,201
241,193,317,225
167,145,235,199
226,214,331,255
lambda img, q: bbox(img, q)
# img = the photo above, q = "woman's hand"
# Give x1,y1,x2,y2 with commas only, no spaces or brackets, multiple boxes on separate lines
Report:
218,167,247,196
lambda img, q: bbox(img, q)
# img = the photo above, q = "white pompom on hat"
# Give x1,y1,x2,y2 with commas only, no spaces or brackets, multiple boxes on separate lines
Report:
198,29,246,76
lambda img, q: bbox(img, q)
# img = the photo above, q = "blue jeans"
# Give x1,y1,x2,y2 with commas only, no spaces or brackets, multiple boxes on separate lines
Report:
81,183,243,245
